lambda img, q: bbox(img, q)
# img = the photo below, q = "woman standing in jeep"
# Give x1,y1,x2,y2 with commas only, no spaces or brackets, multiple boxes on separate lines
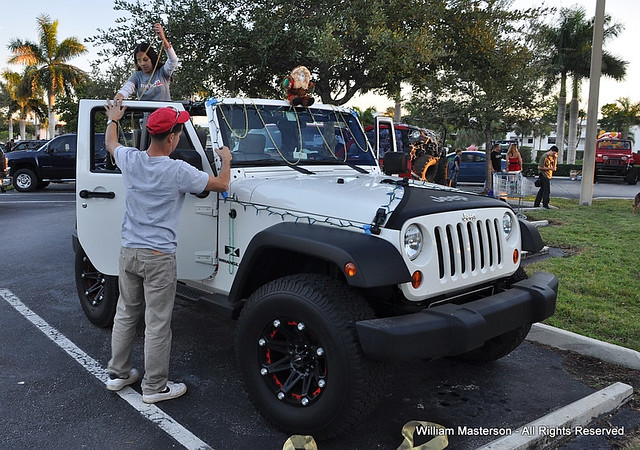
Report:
114,23,177,101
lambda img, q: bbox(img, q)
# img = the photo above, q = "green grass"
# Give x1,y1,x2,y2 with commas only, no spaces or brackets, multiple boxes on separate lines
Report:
524,197,640,352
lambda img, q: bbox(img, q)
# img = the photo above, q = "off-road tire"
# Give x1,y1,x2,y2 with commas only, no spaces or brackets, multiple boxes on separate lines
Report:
75,249,118,328
412,154,438,182
433,156,448,186
236,274,384,440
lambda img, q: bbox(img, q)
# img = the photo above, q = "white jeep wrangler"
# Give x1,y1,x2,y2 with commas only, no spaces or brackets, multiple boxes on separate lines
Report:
72,98,557,439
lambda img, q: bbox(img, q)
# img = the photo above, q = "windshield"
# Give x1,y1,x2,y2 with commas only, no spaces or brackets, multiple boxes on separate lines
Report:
215,103,375,167
596,139,631,151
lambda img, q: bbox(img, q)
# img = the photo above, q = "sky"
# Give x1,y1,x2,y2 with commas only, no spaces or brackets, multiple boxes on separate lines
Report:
1,0,638,112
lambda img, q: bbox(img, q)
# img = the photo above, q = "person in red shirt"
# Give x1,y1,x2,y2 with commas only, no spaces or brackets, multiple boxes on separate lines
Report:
506,143,522,172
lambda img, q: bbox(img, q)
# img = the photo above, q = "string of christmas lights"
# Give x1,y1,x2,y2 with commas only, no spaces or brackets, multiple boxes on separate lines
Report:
224,184,404,235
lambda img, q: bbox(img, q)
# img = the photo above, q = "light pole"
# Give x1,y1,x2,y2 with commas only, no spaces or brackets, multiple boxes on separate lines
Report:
580,0,606,206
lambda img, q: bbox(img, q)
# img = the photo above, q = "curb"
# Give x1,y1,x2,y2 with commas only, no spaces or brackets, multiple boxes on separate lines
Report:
476,324,639,449
527,220,549,228
478,382,633,450
526,323,640,371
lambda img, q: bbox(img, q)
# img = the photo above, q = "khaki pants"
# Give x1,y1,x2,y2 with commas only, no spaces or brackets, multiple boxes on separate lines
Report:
108,247,177,395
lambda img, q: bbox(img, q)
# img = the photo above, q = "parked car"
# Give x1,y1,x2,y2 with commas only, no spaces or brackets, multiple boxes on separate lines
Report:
6,139,49,153
446,150,507,183
0,146,7,192
6,134,104,192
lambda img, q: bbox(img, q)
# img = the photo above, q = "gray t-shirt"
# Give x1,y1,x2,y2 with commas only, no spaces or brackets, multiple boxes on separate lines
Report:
119,47,178,101
114,145,209,253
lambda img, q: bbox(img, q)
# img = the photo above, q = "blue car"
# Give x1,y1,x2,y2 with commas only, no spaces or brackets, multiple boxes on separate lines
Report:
446,150,506,183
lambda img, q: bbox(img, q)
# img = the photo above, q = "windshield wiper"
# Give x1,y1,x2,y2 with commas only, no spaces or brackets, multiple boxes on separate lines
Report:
344,162,369,174
235,158,316,174
305,159,370,174
285,163,314,174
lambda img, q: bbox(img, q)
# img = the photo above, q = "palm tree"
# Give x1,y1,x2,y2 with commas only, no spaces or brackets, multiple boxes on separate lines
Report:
540,7,626,164
2,68,47,139
353,106,377,128
0,72,19,139
565,9,626,164
599,97,640,140
8,14,87,138
539,8,581,163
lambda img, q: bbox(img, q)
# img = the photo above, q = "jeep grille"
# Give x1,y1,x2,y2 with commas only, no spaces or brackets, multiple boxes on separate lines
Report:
433,218,503,280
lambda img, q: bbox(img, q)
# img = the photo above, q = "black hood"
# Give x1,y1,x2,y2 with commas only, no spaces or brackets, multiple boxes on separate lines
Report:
385,185,507,230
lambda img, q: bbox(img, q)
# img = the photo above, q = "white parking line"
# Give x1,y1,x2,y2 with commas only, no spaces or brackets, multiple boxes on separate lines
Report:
0,200,75,203
0,288,212,450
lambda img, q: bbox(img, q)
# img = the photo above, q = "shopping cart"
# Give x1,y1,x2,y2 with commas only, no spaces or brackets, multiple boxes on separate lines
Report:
492,172,529,218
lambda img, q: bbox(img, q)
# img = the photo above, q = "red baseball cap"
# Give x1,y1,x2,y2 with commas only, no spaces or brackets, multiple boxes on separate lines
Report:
146,107,190,134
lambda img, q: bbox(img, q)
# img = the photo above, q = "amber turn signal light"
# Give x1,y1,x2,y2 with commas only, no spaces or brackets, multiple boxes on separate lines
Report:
344,262,357,277
513,249,519,264
411,271,423,289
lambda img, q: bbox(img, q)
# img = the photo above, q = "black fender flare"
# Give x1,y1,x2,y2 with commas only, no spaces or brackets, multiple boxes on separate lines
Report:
228,222,412,302
518,218,544,253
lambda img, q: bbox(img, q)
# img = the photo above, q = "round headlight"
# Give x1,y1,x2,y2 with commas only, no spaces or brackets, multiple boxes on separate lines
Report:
502,213,513,238
404,224,423,260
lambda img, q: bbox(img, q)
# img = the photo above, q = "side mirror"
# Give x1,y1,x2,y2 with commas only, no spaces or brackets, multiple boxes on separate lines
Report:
382,152,409,175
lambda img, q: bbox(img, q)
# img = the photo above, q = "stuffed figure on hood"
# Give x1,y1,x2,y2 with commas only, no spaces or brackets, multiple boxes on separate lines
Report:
283,66,315,107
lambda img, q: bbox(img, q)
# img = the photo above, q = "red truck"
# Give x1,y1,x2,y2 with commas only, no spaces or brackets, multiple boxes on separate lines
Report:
594,131,639,185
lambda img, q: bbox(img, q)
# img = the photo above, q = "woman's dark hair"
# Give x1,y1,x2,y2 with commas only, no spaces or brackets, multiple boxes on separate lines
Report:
133,42,163,71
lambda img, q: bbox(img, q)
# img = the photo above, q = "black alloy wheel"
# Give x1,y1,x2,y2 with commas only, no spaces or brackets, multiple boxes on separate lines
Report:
74,249,118,328
236,274,384,440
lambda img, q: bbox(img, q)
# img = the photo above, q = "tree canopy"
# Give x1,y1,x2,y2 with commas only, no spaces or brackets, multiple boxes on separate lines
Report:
1,68,47,139
599,97,640,141
405,0,552,186
7,14,87,138
89,0,448,104
537,6,626,163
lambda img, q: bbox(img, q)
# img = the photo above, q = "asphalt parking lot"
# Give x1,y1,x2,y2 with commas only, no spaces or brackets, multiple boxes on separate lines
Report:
0,183,638,449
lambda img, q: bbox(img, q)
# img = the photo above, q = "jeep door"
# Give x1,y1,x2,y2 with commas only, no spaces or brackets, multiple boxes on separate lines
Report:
76,100,219,280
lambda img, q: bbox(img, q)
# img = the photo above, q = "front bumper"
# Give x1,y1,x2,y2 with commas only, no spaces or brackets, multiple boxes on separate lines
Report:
356,271,558,361
595,162,632,176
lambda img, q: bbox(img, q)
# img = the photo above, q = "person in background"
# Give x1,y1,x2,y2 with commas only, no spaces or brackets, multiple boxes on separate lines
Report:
448,148,462,188
490,143,503,174
102,99,232,403
482,143,503,195
506,143,522,172
534,145,558,209
114,23,177,101
6,139,14,152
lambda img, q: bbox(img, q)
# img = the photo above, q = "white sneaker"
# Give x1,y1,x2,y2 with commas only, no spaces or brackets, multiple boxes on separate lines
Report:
106,368,140,391
142,381,187,404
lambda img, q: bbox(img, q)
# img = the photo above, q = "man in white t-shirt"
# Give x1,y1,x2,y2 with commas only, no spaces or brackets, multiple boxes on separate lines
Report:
102,100,231,403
